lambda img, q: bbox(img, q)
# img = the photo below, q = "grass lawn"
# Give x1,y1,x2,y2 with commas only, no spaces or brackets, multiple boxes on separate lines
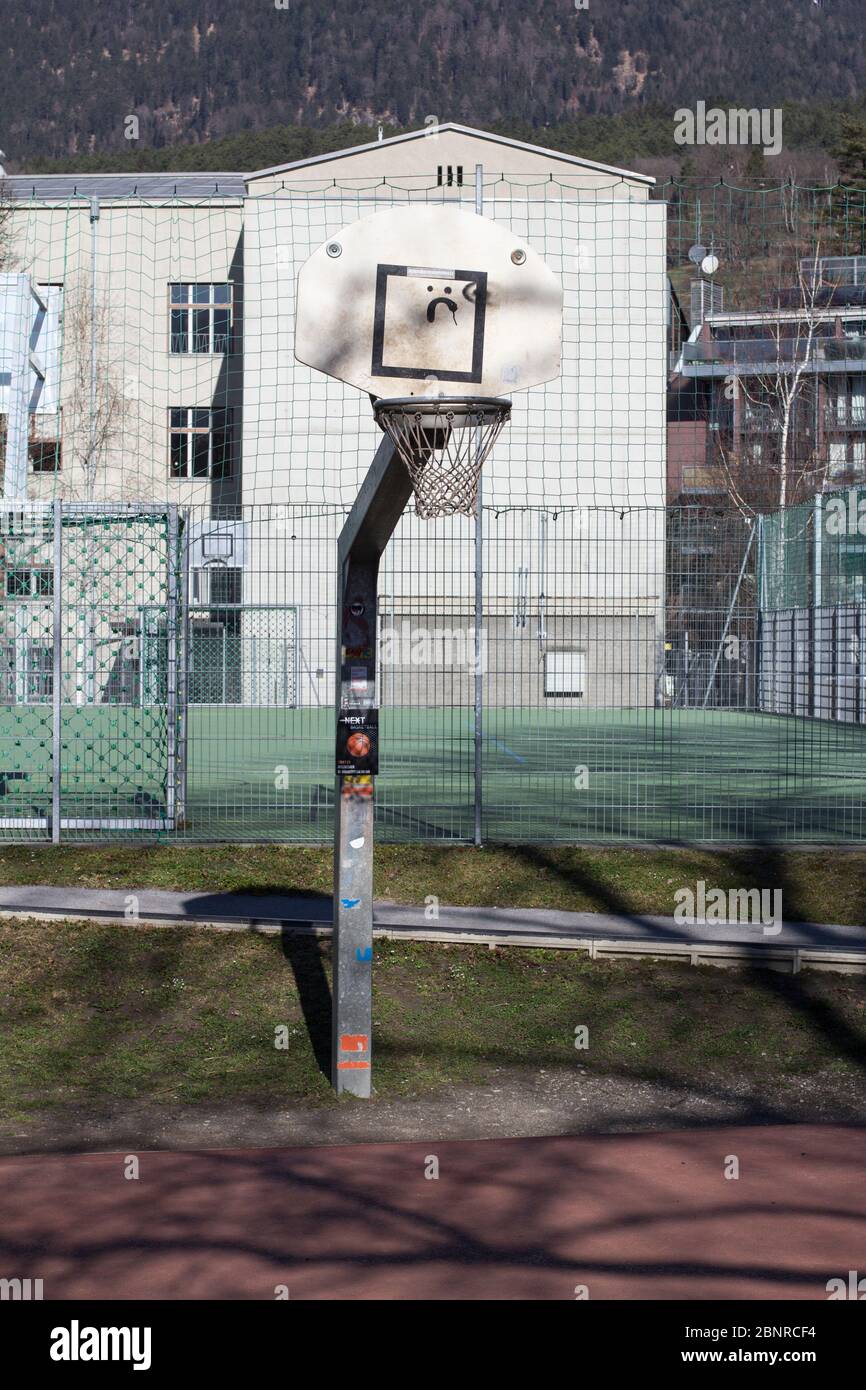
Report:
2,842,866,924
1,918,866,1126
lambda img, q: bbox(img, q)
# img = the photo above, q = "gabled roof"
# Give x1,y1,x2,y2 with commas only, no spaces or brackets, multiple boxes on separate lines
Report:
245,122,655,186
5,123,654,200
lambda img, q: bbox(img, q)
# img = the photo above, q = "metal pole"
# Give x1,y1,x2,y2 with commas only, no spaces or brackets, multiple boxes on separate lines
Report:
51,502,62,843
813,492,823,607
166,506,179,829
684,629,690,708
89,199,99,487
332,434,412,1097
813,493,823,718
473,162,484,847
84,198,100,707
756,515,765,712
177,514,189,823
333,555,378,1098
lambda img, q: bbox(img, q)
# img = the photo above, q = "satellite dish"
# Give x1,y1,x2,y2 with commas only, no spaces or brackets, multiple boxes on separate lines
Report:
701,254,720,276
688,244,707,266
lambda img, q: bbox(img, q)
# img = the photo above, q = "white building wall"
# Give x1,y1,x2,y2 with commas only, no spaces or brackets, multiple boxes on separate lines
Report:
241,186,667,706
5,198,244,507
2,135,666,713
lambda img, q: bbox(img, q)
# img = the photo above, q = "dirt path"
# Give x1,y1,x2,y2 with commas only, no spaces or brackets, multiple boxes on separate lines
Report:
5,1065,866,1156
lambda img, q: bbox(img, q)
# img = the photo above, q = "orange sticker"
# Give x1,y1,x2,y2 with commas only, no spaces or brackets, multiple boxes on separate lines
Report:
340,1033,369,1053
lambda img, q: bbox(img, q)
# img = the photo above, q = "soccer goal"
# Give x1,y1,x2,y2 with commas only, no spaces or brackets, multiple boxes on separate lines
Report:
0,501,184,839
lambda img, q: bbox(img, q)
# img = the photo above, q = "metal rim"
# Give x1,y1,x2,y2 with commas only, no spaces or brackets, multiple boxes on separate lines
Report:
373,395,511,427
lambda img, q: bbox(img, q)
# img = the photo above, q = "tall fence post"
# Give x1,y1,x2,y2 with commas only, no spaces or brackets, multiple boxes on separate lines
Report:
51,502,62,843
473,162,484,847
166,505,179,830
177,511,189,823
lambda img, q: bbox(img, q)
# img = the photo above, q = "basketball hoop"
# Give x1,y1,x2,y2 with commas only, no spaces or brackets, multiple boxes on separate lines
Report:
292,204,562,1098
373,396,511,519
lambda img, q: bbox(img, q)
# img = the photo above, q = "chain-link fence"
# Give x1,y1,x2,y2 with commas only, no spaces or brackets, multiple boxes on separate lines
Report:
2,497,866,844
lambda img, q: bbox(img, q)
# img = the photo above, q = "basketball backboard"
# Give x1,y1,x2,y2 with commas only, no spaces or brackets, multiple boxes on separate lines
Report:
294,205,562,398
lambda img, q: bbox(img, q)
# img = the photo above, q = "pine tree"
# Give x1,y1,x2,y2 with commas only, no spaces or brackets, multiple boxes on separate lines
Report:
744,146,767,186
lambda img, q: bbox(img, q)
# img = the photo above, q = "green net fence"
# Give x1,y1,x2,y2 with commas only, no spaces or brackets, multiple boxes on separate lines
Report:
2,171,866,843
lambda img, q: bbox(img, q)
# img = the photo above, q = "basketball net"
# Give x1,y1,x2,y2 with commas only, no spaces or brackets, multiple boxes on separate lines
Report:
373,397,511,519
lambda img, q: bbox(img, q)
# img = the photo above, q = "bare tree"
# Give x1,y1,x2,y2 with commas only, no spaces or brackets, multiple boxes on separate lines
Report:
60,276,131,501
707,246,834,522
0,172,15,271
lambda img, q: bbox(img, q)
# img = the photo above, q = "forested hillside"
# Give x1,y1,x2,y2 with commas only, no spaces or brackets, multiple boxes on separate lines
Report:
0,0,862,166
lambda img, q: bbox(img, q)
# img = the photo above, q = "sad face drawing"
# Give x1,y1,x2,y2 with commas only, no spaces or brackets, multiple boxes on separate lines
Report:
372,264,488,383
425,278,478,326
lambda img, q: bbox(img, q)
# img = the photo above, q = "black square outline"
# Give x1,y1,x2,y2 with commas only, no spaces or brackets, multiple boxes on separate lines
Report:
370,264,487,382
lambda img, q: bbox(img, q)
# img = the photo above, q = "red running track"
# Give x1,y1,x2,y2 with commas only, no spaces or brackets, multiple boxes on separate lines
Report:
1,1125,864,1299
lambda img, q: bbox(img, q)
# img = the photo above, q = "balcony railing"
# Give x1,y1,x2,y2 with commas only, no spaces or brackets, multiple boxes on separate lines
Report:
824,410,866,431
680,336,866,371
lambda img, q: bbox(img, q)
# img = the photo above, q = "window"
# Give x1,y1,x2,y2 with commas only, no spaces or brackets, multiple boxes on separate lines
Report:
169,408,233,479
5,568,54,598
829,440,848,479
29,411,61,472
436,165,463,187
544,651,585,698
829,439,866,481
827,376,866,427
169,284,233,354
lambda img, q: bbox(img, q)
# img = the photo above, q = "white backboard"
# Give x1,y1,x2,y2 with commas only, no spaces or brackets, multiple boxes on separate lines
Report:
294,205,562,398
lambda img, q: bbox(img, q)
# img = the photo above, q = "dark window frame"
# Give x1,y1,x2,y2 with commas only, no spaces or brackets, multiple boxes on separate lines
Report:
169,283,234,355
168,407,234,480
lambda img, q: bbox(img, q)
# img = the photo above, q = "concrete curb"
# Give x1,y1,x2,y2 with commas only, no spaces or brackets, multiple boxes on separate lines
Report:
2,884,866,973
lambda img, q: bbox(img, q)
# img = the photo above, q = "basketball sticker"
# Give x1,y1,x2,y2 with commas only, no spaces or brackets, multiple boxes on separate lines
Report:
337,708,378,775
347,731,371,759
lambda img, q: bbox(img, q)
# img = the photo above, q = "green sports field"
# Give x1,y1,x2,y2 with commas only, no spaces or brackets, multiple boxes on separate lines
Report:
3,703,866,844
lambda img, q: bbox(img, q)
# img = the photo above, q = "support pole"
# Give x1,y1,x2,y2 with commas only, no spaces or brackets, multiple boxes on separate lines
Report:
177,514,190,823
333,554,378,1098
51,503,62,843
332,435,412,1096
813,493,823,718
473,163,484,847
166,506,179,829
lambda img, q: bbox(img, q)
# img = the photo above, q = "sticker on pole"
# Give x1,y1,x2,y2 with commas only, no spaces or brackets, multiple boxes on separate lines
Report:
338,1033,370,1069
337,708,378,775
